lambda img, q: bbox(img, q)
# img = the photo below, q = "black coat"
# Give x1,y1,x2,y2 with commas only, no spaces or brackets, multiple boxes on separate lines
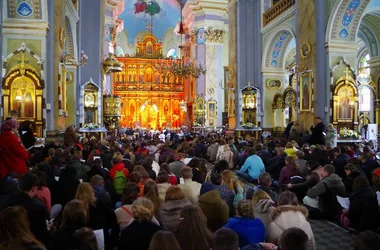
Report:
310,122,325,145
0,190,48,244
343,171,361,194
348,185,380,232
118,220,162,250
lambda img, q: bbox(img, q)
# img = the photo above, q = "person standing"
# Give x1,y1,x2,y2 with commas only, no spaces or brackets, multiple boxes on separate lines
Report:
310,117,325,145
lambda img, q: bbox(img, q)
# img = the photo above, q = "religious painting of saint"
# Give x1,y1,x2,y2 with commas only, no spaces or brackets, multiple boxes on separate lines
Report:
146,42,153,54
300,42,311,59
245,95,256,109
300,71,312,111
208,102,216,119
338,87,353,120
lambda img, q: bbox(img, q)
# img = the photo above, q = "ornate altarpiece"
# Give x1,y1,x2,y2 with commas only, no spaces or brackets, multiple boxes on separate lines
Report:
241,85,258,125
113,34,187,130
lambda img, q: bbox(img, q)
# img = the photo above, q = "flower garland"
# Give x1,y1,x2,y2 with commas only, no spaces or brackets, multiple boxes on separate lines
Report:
241,123,257,129
339,127,359,139
82,123,100,130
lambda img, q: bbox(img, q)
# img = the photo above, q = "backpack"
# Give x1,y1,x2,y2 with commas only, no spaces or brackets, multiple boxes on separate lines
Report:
114,170,127,195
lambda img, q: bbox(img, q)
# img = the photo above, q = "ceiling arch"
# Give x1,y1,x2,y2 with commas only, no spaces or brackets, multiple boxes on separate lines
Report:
263,30,295,69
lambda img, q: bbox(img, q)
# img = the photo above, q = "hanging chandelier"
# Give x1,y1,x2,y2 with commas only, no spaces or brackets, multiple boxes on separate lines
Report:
153,1,206,79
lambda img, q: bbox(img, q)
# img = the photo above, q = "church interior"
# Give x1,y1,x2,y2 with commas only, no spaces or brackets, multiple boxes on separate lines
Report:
0,0,379,139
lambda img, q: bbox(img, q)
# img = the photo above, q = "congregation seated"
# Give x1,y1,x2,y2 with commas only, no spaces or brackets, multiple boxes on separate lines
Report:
2,127,380,250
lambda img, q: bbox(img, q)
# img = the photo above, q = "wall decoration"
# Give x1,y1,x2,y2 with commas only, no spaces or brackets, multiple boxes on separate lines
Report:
197,28,206,44
266,79,282,90
207,101,217,126
300,42,311,59
133,0,165,19
59,28,66,50
17,1,33,17
300,71,312,112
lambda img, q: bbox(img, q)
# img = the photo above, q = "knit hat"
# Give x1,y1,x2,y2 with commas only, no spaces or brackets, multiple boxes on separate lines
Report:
200,183,215,195
1,119,19,131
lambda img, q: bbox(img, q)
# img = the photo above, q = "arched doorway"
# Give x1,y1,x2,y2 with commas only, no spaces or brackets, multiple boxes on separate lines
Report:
2,68,44,137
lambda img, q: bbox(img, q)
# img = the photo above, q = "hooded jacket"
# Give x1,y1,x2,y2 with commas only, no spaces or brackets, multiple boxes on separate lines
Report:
254,199,274,231
198,190,229,232
207,143,219,162
307,173,347,199
267,205,315,250
158,198,192,232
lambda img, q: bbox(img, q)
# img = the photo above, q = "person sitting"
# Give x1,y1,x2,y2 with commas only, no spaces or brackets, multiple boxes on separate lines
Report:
198,183,229,232
157,171,172,200
280,227,310,250
352,231,380,250
246,172,277,202
236,148,265,183
343,163,362,195
347,176,380,232
71,227,99,250
0,206,46,250
224,199,265,248
267,192,315,250
266,147,286,180
303,164,347,220
210,173,235,213
157,186,191,232
90,175,112,207
177,167,201,204
252,190,275,232
279,156,301,192
284,142,297,158
118,197,162,250
148,230,181,250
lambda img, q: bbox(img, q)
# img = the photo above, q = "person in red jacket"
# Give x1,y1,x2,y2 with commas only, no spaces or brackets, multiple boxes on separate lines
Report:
110,152,129,181
0,119,28,179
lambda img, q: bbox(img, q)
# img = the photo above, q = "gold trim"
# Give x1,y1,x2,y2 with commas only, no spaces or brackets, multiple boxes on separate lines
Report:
2,89,10,95
266,79,282,90
300,42,311,59
59,28,66,49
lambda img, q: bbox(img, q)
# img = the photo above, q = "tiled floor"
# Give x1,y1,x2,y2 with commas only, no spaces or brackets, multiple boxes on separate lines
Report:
309,219,353,250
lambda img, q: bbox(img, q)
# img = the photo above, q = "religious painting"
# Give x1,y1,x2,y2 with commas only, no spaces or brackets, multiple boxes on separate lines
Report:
266,79,282,90
300,42,311,59
244,110,256,124
244,94,256,109
300,71,312,111
208,101,217,126
146,41,153,55
228,89,235,117
11,76,35,118
85,110,95,124
337,86,354,120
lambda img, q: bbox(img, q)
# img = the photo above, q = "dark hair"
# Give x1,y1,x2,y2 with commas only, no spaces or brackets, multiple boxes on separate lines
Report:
307,159,320,171
277,191,299,206
19,173,40,192
160,163,172,175
210,173,222,186
344,163,359,172
180,166,193,179
212,160,229,175
129,171,142,183
187,158,201,170
143,158,154,171
35,171,47,189
149,230,181,250
122,183,140,205
323,164,335,175
157,171,169,184
247,147,256,156
71,227,99,250
258,172,272,187
176,205,212,250
353,176,369,190
353,230,380,250
212,228,239,250
280,227,309,250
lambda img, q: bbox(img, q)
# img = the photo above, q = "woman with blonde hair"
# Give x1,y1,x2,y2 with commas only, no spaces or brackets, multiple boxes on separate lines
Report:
118,197,162,250
75,183,119,250
252,189,275,231
144,180,163,216
325,123,338,148
0,206,46,250
222,170,245,209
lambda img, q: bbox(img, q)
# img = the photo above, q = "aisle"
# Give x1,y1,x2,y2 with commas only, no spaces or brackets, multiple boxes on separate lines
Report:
309,219,352,250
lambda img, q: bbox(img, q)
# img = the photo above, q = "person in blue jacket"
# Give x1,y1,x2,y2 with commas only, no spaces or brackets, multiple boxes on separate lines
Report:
237,148,265,183
223,199,265,248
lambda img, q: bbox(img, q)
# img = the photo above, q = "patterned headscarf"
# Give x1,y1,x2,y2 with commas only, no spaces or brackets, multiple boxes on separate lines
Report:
1,119,19,131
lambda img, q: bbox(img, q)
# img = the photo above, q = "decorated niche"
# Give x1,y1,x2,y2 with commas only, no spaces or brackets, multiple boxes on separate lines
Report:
83,83,99,124
332,74,359,131
207,100,217,126
272,93,285,129
194,96,206,126
2,51,44,137
283,86,297,123
241,85,258,125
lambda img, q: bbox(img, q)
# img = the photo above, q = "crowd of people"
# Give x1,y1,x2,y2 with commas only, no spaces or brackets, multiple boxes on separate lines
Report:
1,112,380,250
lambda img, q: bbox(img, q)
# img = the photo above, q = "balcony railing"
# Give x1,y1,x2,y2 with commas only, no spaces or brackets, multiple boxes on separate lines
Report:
263,0,295,26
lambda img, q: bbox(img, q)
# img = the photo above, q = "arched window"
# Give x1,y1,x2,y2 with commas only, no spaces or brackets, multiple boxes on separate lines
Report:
359,85,371,112
359,52,370,75
166,48,177,59
115,46,125,57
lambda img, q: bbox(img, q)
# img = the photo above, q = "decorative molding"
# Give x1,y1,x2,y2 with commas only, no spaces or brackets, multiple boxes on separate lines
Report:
204,27,225,44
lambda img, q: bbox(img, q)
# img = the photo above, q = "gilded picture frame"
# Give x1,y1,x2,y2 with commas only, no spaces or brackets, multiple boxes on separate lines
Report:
207,100,217,122
266,79,282,90
300,42,311,59
300,71,313,112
